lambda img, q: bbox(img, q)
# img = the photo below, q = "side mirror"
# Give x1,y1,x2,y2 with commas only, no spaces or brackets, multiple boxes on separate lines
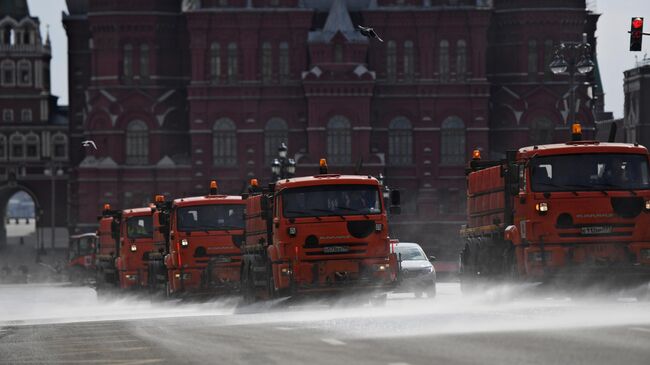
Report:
508,165,520,196
429,255,437,262
390,190,401,206
389,206,401,215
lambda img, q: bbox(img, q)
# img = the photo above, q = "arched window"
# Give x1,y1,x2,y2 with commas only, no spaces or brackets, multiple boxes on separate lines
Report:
140,44,149,78
52,133,68,159
386,40,396,81
389,117,413,165
9,133,24,160
0,134,6,161
528,39,538,78
22,28,30,44
17,60,30,86
440,116,465,165
3,109,13,122
264,118,288,164
279,42,289,81
439,40,449,82
227,42,238,83
456,40,467,82
213,118,237,166
1,60,15,86
334,43,343,63
404,40,414,81
529,118,554,145
210,42,221,82
3,25,12,45
261,41,272,82
544,39,554,79
327,115,351,165
126,120,148,165
25,133,39,159
123,44,133,79
21,109,31,121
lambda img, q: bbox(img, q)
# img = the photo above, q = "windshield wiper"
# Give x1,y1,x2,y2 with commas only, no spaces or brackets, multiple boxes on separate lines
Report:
309,208,346,220
285,210,321,220
335,206,370,219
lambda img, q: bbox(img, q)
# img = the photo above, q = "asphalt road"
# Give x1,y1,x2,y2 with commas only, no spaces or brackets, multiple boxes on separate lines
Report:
1,283,650,365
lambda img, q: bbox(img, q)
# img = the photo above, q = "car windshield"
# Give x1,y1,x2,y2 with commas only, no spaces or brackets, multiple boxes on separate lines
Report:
282,184,381,218
395,245,428,261
176,204,244,232
530,153,650,192
126,216,153,239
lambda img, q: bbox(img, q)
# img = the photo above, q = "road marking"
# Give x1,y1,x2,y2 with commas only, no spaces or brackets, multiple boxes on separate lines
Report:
275,326,293,331
629,327,650,334
321,338,346,346
388,363,411,365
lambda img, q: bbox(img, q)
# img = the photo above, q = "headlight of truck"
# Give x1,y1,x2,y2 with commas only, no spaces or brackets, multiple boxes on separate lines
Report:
288,227,297,237
535,202,549,213
640,249,650,260
375,223,383,232
130,244,137,252
373,264,389,271
527,251,552,263
181,239,189,247
645,201,650,211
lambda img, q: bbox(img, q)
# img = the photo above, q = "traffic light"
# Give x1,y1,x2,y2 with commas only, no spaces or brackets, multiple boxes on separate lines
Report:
630,17,644,51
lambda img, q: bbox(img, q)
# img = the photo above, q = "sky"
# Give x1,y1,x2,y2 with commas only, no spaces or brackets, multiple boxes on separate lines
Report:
26,0,650,119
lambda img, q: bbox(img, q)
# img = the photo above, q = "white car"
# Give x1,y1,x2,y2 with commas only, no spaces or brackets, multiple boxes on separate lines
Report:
391,242,436,298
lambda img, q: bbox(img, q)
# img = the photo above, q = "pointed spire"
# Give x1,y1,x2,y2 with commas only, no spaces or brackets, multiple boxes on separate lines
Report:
0,0,30,20
45,24,50,48
323,0,354,33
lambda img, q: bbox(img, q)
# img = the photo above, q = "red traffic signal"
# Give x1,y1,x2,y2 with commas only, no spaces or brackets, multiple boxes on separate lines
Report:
630,17,644,52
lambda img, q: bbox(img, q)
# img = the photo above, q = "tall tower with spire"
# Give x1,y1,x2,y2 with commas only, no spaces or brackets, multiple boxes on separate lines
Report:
0,0,69,248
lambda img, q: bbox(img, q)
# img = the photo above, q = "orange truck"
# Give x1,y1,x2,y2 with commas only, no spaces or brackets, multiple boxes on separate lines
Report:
459,124,650,289
240,160,400,302
115,206,155,290
66,232,97,283
150,182,246,297
95,204,121,289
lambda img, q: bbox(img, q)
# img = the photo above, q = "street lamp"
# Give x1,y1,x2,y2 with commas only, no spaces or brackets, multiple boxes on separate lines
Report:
549,33,594,131
44,163,63,249
270,143,296,182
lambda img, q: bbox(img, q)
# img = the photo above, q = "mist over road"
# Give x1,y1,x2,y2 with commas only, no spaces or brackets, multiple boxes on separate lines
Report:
1,283,649,364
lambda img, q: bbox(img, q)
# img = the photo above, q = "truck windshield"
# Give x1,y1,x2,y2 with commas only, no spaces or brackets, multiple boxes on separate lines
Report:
176,204,244,232
531,153,650,192
282,184,381,218
126,216,153,239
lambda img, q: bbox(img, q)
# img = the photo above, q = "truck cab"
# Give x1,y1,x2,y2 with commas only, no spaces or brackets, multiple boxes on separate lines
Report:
115,207,155,289
67,233,97,282
242,161,400,300
159,182,245,296
95,204,121,287
461,130,650,285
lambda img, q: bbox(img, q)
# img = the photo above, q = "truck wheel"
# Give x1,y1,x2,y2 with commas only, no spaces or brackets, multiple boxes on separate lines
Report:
241,264,255,304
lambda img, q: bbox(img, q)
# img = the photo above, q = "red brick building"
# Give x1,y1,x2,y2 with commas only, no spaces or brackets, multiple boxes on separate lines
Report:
0,0,69,248
64,0,601,259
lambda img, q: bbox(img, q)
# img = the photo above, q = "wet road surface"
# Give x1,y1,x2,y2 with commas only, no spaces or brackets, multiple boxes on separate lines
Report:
1,283,649,365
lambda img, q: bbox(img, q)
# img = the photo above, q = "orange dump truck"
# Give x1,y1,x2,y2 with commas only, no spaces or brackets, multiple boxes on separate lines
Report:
95,205,121,288
66,233,97,283
150,182,246,297
460,126,650,289
115,207,155,290
241,161,400,302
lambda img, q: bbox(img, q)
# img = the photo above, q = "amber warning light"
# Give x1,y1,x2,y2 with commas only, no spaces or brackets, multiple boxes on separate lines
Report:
472,149,481,160
319,158,328,174
250,178,259,187
571,123,582,141
209,180,218,195
155,195,164,203
103,203,111,211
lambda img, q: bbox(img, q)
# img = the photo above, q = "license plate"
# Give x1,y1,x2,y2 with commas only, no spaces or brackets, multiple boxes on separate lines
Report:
580,226,613,235
323,246,349,254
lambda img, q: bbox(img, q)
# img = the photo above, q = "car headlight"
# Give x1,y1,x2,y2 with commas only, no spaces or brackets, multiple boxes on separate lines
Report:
373,264,389,271
130,244,137,252
181,239,189,247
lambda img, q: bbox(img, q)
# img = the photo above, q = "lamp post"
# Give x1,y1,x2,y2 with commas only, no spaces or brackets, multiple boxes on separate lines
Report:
549,33,595,130
44,162,63,249
270,142,296,182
